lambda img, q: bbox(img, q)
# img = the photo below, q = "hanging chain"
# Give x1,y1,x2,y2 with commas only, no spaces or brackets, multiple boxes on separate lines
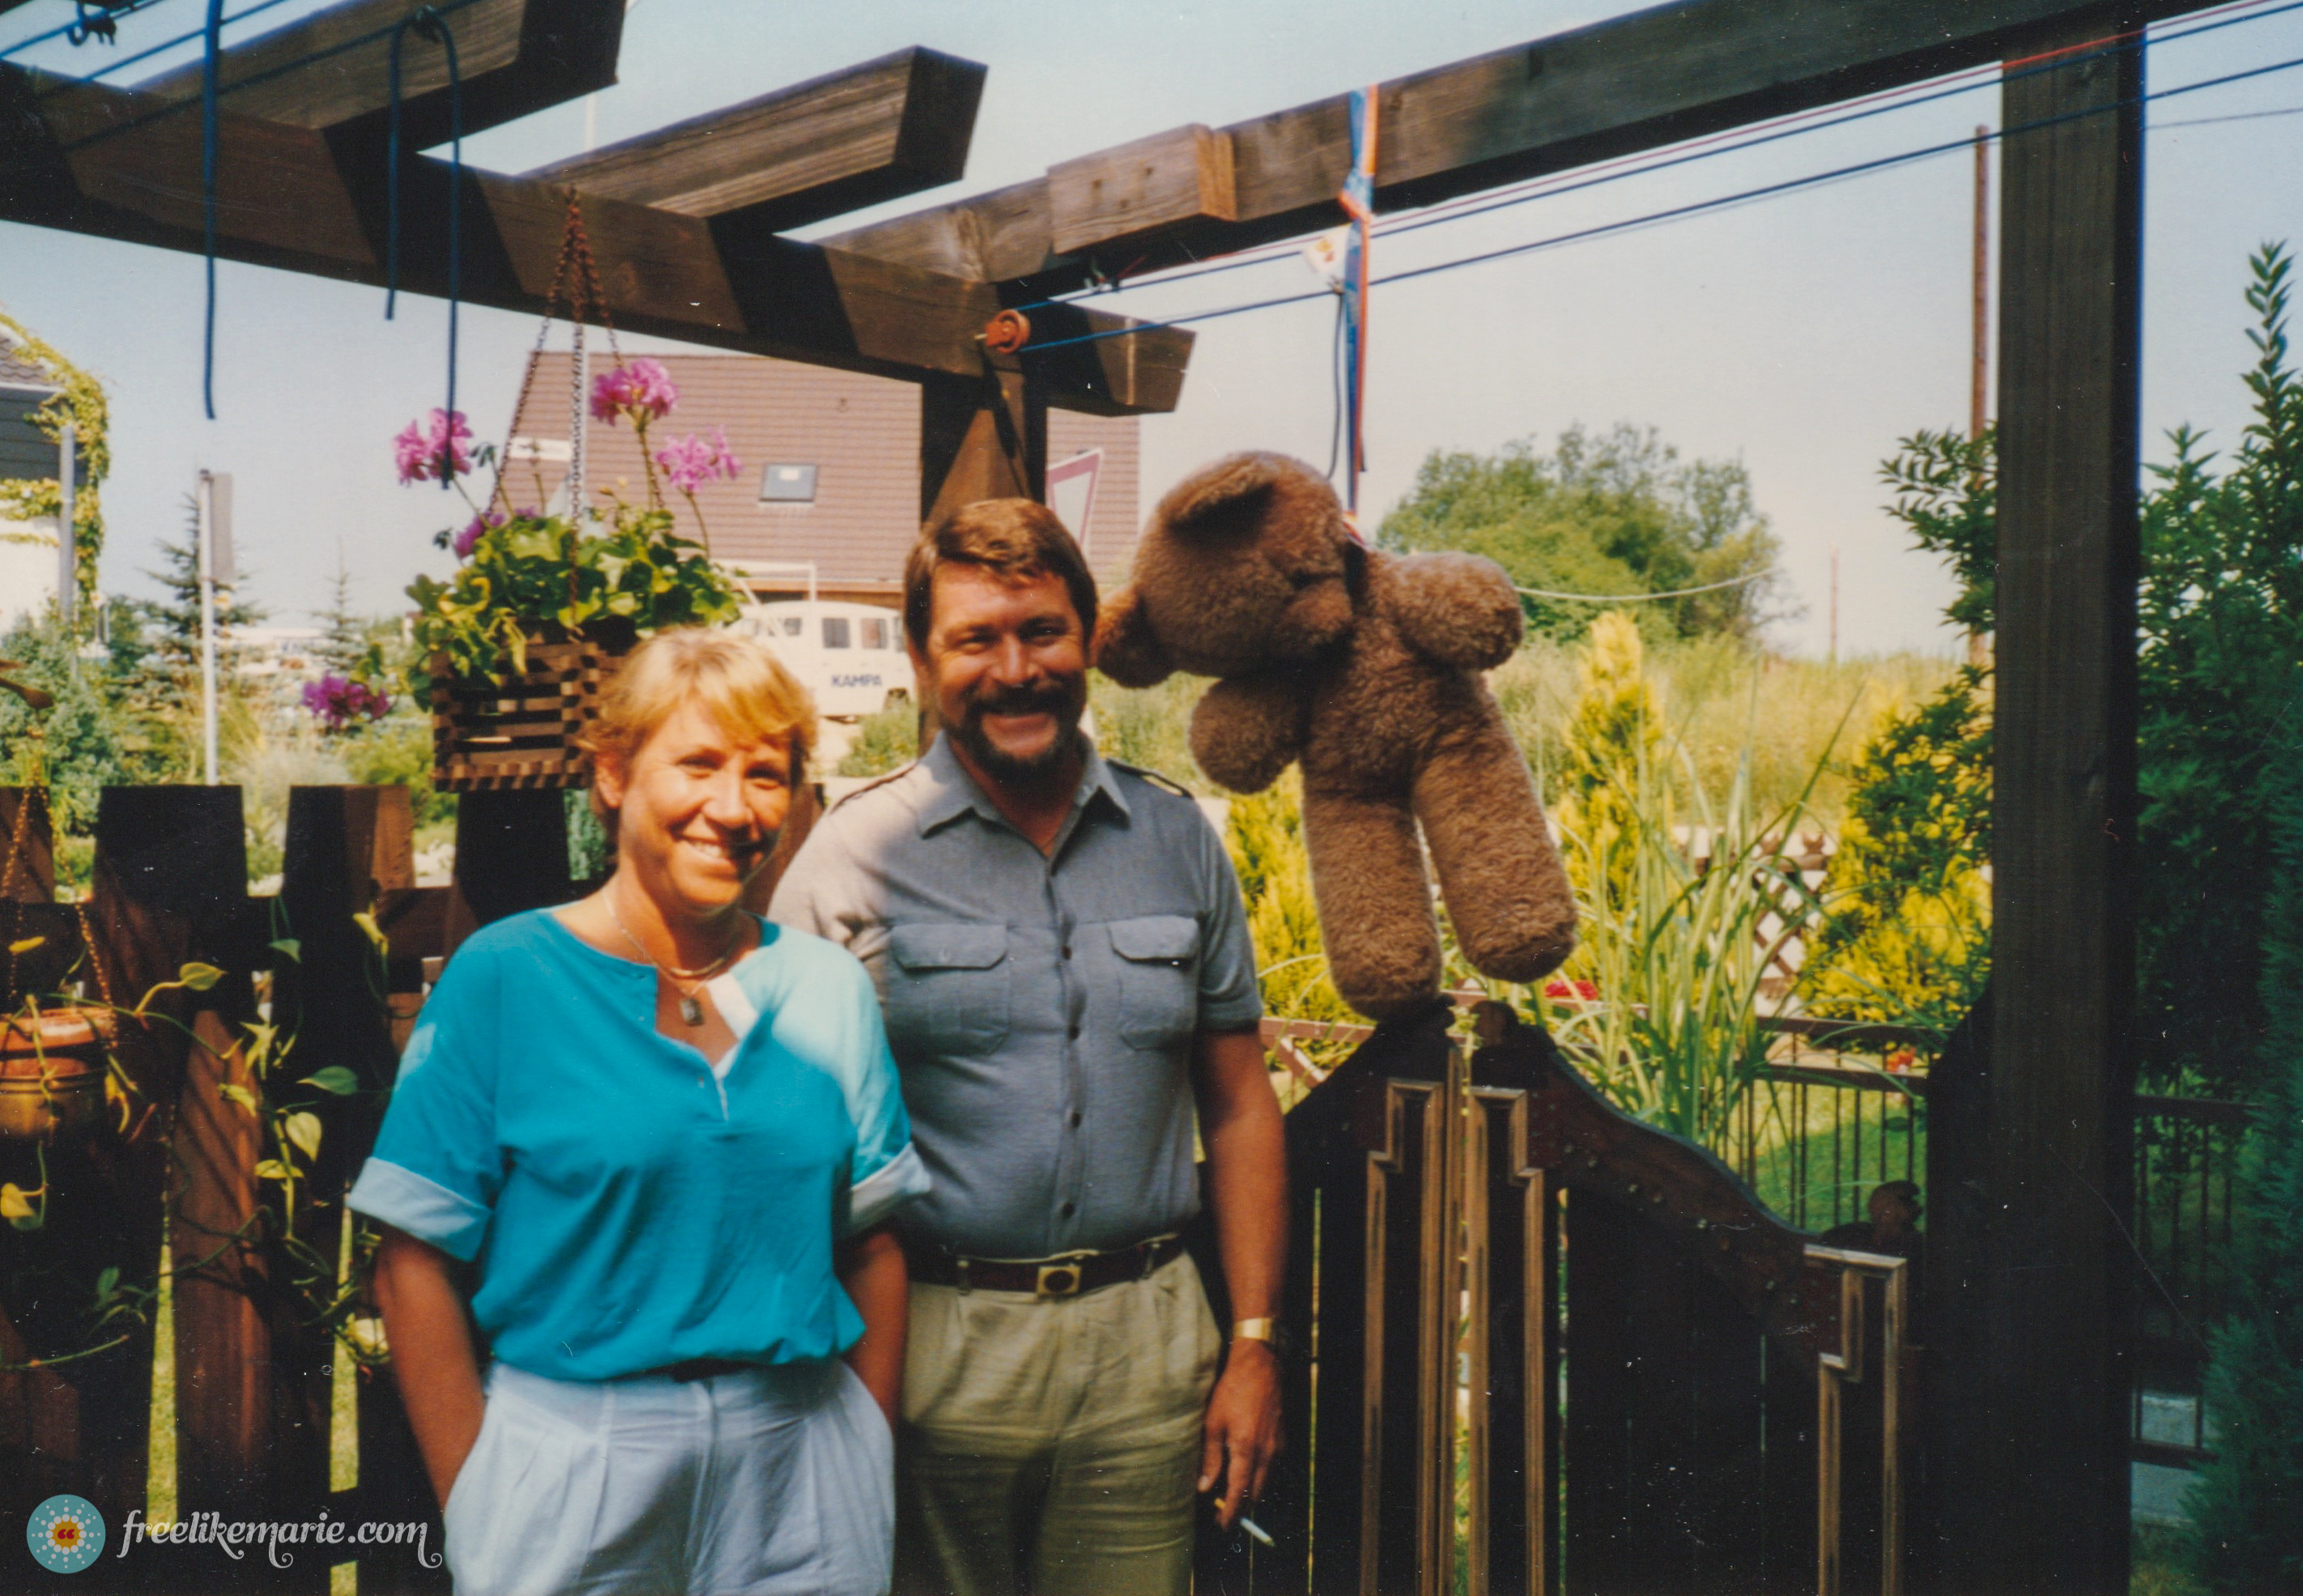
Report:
0,783,116,1015
543,190,622,527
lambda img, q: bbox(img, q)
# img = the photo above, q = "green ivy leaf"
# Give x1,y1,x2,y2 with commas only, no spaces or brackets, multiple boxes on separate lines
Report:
350,911,388,958
284,1112,322,1162
1,1183,39,1228
219,1082,259,1113
178,962,224,993
270,938,301,963
299,1066,360,1096
253,1160,293,1182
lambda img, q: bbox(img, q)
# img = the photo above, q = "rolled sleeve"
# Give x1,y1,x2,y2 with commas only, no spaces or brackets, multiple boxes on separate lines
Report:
1195,817,1265,1032
347,943,504,1261
345,1159,493,1262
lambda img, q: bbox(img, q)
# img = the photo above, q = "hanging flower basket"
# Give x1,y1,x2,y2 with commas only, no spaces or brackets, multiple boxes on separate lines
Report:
428,639,626,792
0,1007,113,1143
397,356,743,794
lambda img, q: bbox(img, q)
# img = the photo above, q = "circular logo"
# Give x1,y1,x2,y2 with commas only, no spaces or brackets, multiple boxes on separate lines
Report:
27,1496,104,1574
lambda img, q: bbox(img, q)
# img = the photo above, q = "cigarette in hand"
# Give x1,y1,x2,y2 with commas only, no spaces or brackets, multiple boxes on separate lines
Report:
1239,1516,1275,1548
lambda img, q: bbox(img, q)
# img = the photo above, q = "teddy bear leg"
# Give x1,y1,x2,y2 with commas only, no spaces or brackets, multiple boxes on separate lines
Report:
1413,720,1577,984
1299,785,1445,1020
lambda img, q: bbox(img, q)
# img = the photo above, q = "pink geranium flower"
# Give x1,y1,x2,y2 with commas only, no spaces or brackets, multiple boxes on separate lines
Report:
590,359,679,425
301,674,391,733
393,409,474,484
453,509,508,559
653,427,742,496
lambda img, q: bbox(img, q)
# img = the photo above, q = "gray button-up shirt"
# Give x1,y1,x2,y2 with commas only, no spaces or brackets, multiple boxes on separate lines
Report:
768,736,1262,1259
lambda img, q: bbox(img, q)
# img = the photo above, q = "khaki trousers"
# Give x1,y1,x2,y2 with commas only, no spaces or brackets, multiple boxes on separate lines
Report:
893,1252,1221,1596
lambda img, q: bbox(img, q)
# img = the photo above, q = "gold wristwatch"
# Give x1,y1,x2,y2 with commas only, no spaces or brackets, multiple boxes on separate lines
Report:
1232,1317,1294,1358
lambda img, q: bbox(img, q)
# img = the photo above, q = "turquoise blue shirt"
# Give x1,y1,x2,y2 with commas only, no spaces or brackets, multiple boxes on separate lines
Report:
347,909,927,1382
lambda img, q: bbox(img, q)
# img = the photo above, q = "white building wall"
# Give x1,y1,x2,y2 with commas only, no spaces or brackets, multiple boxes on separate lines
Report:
0,517,58,632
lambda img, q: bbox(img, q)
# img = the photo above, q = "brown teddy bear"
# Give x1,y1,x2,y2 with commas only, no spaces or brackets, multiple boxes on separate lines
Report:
1095,450,1576,1019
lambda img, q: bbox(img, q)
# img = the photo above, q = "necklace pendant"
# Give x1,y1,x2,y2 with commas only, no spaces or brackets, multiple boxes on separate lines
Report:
679,994,705,1026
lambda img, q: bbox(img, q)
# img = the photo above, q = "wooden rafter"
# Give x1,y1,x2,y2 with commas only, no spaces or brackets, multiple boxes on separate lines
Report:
828,0,2218,289
0,63,1190,414
128,0,622,152
529,48,985,235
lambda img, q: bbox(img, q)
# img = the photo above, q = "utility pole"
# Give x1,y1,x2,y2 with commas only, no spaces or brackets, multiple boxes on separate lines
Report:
1973,126,1990,443
197,469,219,786
1969,125,1992,669
55,421,74,626
1829,546,1840,664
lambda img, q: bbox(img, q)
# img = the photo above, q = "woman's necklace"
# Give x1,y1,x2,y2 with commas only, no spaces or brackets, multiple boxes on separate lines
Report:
605,885,745,1026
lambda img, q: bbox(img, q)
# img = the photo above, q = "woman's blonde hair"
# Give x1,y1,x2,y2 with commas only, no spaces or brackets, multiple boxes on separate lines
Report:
581,628,816,828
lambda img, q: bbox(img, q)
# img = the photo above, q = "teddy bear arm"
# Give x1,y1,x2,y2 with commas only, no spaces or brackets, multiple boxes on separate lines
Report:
1382,552,1526,671
1188,672,1309,794
1091,584,1176,687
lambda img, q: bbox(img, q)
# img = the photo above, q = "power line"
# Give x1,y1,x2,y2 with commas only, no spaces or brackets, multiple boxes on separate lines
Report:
2156,101,2303,123
66,0,299,83
44,0,492,156
0,0,172,62
1515,572,1769,604
1022,45,2303,356
1028,0,2303,314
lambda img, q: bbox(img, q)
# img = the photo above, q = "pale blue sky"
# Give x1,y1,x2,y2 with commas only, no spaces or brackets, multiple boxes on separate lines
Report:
4,0,2301,655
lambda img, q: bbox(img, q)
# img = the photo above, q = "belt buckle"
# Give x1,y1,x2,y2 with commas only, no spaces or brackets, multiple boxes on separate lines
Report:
1036,1259,1083,1298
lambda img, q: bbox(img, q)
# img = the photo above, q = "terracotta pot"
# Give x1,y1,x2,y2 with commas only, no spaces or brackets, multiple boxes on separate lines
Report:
0,1007,114,1142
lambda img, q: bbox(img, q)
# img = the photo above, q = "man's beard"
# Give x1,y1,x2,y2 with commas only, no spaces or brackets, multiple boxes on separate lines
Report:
951,675,1087,785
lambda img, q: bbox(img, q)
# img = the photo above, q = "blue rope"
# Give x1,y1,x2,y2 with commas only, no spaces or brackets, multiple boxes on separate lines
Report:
386,6,462,487
199,0,219,419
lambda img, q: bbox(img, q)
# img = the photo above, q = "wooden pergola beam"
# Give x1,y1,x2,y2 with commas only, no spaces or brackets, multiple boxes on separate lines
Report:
528,47,985,235
828,0,2207,288
126,0,622,152
0,65,1190,415
1962,17,2143,1592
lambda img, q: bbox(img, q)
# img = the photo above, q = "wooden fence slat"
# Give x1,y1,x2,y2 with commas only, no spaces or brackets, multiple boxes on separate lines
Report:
445,789,572,947
0,789,196,1584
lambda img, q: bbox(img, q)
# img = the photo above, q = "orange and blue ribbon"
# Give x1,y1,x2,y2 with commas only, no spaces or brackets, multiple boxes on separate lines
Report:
1339,86,1377,523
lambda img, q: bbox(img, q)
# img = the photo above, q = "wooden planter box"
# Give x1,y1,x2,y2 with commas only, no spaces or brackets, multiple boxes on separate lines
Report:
429,641,624,792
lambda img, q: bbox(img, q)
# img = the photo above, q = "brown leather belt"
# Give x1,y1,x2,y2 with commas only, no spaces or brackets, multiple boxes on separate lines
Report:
908,1235,1184,1297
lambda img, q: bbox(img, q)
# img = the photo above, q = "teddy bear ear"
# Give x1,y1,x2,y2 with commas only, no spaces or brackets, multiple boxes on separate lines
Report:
1156,451,1294,538
1091,585,1175,687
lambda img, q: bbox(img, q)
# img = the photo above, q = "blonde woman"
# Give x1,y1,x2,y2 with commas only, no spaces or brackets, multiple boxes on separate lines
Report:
349,628,927,1596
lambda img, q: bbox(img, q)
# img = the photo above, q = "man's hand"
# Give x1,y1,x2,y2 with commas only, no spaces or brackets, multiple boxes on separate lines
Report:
1199,1338,1283,1529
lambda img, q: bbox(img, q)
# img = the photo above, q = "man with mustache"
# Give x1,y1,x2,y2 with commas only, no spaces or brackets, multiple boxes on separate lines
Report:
770,499,1285,1596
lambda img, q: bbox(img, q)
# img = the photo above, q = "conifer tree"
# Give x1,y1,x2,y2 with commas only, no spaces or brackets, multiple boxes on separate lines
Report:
2185,709,2303,1592
313,549,368,675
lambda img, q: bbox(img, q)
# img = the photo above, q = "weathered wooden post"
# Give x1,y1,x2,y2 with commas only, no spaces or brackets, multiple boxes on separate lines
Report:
1953,19,2145,1593
445,790,571,947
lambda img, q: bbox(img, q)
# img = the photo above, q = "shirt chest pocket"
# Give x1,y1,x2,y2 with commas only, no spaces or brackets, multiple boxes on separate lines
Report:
887,923,1012,1056
1109,915,1202,1051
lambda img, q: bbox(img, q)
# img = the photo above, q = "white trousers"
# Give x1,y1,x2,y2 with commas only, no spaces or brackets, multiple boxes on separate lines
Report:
446,1358,894,1596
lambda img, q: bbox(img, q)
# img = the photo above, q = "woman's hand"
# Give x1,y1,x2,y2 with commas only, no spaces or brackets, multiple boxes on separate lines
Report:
836,1224,907,1428
372,1227,488,1509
